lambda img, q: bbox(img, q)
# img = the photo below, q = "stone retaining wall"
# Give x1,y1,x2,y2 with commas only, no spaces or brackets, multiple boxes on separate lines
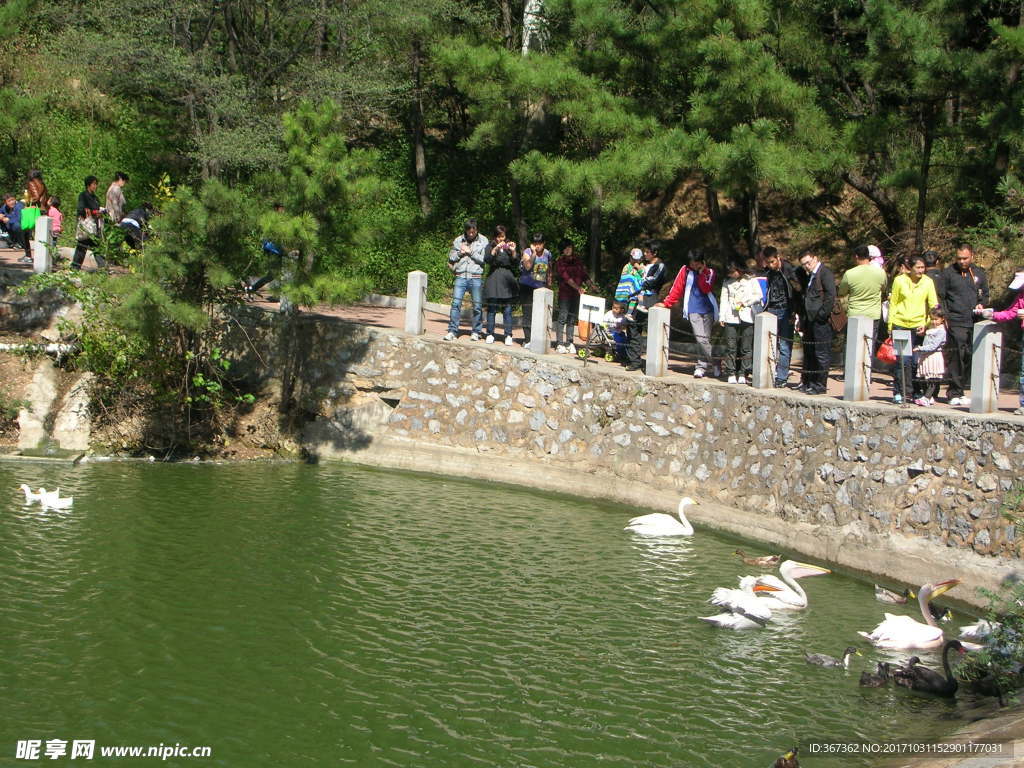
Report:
228,310,1024,590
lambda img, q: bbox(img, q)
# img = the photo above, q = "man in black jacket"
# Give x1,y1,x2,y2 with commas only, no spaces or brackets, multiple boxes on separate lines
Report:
762,248,801,387
797,250,836,395
940,242,989,405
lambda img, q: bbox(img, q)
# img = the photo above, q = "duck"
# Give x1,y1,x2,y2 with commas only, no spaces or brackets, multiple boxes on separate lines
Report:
42,493,73,510
874,584,914,605
733,549,781,568
891,640,965,696
624,497,694,536
859,662,892,687
18,484,45,504
738,560,831,610
858,579,961,649
773,746,799,768
699,583,779,630
805,646,861,669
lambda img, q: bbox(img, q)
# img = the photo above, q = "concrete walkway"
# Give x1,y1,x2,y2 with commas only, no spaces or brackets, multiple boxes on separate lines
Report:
3,243,1020,414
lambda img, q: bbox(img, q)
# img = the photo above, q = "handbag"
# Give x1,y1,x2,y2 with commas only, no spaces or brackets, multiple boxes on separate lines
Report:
829,302,848,333
21,206,40,231
75,216,98,243
876,336,897,365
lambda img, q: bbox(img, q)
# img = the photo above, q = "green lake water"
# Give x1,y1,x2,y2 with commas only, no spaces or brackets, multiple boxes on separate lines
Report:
0,461,981,767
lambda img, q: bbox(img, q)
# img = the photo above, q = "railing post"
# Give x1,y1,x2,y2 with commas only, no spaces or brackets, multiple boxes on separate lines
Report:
644,306,671,377
527,287,553,355
404,270,428,335
970,320,1001,414
843,315,874,401
752,311,777,389
33,215,52,274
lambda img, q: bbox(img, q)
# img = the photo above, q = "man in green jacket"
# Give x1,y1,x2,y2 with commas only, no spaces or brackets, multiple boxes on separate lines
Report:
838,245,887,336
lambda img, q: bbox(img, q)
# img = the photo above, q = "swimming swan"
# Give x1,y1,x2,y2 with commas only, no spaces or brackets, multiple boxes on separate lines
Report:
624,497,695,536
858,579,960,650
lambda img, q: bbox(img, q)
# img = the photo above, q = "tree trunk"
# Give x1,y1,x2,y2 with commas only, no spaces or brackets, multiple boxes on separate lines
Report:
522,0,545,55
499,0,515,51
705,184,732,257
745,191,759,258
510,176,527,247
588,193,601,282
411,40,432,217
914,106,936,254
842,170,905,239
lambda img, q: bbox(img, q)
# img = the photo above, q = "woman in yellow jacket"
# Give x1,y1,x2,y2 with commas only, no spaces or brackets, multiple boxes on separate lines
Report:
888,255,939,403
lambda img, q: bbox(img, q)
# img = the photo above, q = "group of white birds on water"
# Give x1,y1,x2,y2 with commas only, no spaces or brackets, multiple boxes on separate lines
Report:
623,496,1000,679
18,484,73,510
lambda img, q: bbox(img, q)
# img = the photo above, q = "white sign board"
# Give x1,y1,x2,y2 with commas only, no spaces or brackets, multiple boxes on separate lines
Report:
892,329,913,358
578,293,605,325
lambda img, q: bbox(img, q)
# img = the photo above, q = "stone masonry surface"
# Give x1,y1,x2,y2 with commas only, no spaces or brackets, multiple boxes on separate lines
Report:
227,309,1024,563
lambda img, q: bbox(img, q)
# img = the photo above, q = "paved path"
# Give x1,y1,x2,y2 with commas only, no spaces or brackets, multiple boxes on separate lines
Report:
3,244,1020,414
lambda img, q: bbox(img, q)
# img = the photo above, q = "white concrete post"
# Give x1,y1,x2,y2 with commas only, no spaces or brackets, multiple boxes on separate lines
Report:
970,320,1001,414
843,315,874,402
752,311,777,389
33,215,52,273
644,306,671,377
527,287,553,355
404,270,428,335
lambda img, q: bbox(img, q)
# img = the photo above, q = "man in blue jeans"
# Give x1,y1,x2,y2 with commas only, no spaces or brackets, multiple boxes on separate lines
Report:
445,218,489,341
762,248,800,387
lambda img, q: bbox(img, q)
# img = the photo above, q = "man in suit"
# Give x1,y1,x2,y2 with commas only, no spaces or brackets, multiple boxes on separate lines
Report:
797,250,836,395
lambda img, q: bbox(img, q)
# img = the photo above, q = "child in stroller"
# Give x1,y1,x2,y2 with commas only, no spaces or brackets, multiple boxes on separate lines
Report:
578,300,629,362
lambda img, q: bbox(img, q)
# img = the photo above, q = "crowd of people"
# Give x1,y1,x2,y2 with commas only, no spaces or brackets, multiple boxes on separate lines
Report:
0,171,150,270
444,219,1024,414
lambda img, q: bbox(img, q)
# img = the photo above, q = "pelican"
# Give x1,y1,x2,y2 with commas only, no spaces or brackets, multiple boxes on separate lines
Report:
858,579,961,649
805,646,861,669
18,484,45,503
734,549,781,568
738,560,831,610
700,584,778,629
624,497,694,536
875,584,914,605
892,640,965,696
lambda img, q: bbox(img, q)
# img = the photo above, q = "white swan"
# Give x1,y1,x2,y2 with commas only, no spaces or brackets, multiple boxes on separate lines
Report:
700,583,779,629
18,484,45,503
738,560,831,610
624,497,695,536
959,618,995,643
858,579,960,650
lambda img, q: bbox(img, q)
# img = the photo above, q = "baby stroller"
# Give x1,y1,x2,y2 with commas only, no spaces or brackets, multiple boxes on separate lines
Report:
577,321,622,362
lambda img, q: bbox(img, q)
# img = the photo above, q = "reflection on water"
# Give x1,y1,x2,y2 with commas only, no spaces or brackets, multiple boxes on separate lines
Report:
0,460,979,767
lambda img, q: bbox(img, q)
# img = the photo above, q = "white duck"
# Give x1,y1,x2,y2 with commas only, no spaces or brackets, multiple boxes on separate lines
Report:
858,579,961,650
42,493,73,510
623,497,695,536
738,560,832,610
700,583,780,629
18,484,45,504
